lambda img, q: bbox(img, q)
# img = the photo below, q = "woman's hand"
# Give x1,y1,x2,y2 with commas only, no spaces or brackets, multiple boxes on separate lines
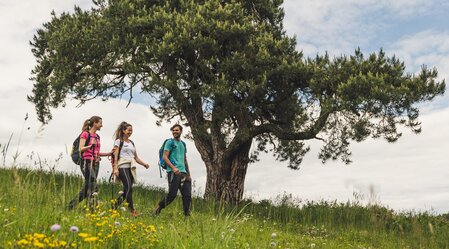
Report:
113,167,119,176
144,163,150,169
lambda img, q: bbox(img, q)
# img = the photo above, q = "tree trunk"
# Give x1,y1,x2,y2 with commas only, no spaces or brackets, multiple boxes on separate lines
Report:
201,141,252,204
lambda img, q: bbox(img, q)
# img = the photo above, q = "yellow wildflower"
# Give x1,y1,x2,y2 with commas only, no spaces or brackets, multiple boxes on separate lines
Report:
84,237,99,242
78,233,89,238
33,241,45,248
17,239,29,246
33,233,46,239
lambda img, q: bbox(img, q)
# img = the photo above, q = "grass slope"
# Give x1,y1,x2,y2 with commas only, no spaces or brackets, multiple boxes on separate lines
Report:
0,167,448,248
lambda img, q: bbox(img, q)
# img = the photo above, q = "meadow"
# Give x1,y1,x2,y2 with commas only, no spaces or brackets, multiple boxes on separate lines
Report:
0,166,448,248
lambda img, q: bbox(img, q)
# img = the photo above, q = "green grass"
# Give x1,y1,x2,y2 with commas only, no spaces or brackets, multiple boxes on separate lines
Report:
1,167,448,248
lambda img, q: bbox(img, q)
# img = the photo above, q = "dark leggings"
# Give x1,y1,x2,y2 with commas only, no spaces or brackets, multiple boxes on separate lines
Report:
115,167,135,211
158,172,192,216
68,159,99,209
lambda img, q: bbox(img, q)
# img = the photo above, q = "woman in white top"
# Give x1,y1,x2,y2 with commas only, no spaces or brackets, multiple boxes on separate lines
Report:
112,121,150,217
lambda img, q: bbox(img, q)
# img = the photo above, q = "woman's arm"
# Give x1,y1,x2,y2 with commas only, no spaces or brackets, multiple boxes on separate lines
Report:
79,138,92,153
112,145,119,176
134,151,149,169
99,151,113,157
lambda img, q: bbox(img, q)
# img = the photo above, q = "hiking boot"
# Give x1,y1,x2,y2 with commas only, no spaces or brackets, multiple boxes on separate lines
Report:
153,206,162,216
131,210,140,217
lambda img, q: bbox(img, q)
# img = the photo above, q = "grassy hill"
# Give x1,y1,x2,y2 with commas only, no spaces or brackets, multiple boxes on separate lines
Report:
1,167,448,248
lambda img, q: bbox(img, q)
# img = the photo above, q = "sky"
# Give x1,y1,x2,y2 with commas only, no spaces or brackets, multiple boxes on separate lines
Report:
1,0,448,214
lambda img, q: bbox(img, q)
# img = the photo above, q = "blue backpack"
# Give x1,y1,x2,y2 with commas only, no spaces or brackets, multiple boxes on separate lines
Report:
158,138,186,170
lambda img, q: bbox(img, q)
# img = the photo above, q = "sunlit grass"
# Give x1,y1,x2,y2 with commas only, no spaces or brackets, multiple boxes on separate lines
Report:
1,167,448,248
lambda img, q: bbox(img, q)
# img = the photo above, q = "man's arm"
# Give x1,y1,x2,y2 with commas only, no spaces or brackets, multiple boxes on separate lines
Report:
184,155,190,176
163,150,179,174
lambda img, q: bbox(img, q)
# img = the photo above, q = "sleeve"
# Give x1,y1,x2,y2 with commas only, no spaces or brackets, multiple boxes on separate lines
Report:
114,139,121,147
80,131,89,140
163,139,173,152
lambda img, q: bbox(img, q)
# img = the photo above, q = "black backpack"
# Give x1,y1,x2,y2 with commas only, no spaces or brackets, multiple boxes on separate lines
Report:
70,132,99,165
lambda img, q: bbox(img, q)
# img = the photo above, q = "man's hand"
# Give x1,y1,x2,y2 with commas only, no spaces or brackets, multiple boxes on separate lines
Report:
173,167,180,175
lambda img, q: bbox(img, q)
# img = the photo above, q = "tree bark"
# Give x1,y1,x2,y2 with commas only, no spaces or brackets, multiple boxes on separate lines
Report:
201,140,252,204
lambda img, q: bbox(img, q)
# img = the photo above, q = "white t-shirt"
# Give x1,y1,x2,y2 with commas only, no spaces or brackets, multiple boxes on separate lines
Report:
114,139,136,160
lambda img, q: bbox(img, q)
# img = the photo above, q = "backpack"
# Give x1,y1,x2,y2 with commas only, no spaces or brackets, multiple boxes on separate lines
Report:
70,132,91,165
158,138,186,170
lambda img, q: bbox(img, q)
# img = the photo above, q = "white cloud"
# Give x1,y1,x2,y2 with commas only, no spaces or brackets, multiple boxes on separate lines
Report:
245,106,449,213
282,0,448,56
389,31,449,74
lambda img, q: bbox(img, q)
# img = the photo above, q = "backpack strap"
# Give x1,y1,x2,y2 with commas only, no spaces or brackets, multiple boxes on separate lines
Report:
82,131,91,155
117,140,124,161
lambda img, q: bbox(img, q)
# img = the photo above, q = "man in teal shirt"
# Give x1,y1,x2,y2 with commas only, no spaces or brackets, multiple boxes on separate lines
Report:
154,124,192,216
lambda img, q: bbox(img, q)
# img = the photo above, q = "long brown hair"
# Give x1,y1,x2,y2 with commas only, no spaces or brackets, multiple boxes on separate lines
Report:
113,121,132,141
81,116,102,131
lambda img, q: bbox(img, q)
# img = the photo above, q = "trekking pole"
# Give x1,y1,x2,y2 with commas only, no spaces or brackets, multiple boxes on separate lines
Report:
108,171,114,209
158,162,162,178
89,143,96,212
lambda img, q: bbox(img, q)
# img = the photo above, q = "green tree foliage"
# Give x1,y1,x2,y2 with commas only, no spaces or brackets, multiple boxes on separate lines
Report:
29,0,445,202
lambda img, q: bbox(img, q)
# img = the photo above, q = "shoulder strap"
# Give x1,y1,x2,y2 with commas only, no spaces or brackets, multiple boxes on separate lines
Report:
163,138,172,151
129,139,135,147
82,131,91,147
118,140,124,160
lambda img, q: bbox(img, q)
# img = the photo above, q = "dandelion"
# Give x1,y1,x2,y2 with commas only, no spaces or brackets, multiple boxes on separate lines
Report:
4,208,9,212
212,218,217,221
70,226,79,233
115,221,121,226
92,192,98,196
118,191,124,195
310,243,316,248
17,239,29,246
84,236,99,242
50,224,61,232
34,233,46,239
270,241,277,247
271,232,277,238
33,241,45,248
78,233,89,238
120,207,127,211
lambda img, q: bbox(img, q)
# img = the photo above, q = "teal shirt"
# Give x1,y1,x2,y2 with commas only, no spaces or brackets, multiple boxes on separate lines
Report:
164,139,187,173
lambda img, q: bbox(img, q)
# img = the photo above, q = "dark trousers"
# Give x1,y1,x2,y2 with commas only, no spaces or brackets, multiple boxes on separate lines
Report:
68,159,99,209
115,167,135,211
158,172,192,215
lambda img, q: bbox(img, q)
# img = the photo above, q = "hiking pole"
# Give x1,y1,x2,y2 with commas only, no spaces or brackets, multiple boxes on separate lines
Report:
158,162,162,178
108,171,114,209
89,143,96,212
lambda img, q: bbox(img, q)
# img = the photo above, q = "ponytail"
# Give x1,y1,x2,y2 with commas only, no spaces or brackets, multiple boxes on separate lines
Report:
81,115,102,131
113,121,132,141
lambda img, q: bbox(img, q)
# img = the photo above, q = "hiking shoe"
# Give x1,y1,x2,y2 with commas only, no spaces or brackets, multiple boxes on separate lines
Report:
131,210,140,217
153,206,162,216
